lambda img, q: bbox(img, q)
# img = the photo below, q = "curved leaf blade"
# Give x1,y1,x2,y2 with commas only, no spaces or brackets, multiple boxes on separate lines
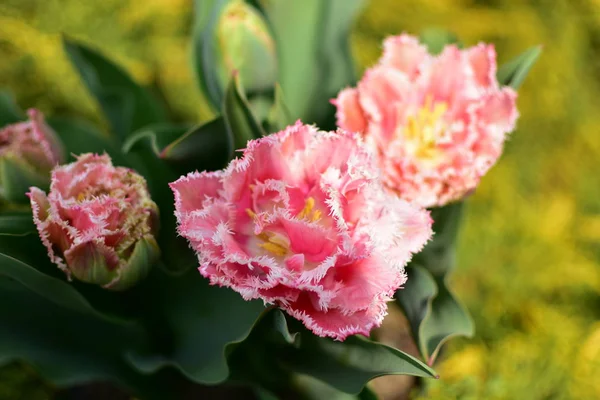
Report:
63,38,167,142
285,334,437,394
160,117,233,172
126,269,266,384
0,90,24,126
223,73,265,152
421,278,474,365
497,46,542,89
395,265,437,360
266,84,295,132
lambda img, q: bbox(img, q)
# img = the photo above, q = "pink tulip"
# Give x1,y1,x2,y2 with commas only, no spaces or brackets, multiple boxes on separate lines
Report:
0,109,64,202
29,154,159,290
334,34,518,208
170,122,432,340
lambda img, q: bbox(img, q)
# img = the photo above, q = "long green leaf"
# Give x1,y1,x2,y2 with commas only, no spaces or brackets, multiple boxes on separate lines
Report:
160,117,233,172
395,265,437,359
497,46,542,89
126,268,266,384
222,73,265,152
412,201,464,277
266,84,295,132
0,90,24,126
0,277,166,399
256,0,364,128
284,334,437,394
420,277,474,365
63,38,167,142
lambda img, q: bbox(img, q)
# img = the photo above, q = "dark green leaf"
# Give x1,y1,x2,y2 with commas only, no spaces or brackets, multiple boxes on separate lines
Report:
160,117,233,172
223,73,265,151
291,374,379,400
126,268,265,384
0,90,24,126
284,334,437,394
47,116,129,167
122,123,191,157
0,252,127,323
0,157,48,204
412,201,464,277
0,277,166,399
395,265,437,360
63,38,167,142
0,214,35,236
420,277,474,364
497,46,542,89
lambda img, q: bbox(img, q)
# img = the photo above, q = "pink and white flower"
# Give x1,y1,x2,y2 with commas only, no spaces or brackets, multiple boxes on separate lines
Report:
334,34,518,208
0,109,64,202
29,154,159,290
170,122,432,340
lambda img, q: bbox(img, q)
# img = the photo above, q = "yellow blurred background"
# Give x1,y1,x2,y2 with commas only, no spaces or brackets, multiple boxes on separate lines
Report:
1,0,600,399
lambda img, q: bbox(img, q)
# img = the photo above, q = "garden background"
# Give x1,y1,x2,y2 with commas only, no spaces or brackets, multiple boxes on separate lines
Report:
0,0,599,398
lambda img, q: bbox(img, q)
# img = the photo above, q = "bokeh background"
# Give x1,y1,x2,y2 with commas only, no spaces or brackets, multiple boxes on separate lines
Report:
1,0,600,399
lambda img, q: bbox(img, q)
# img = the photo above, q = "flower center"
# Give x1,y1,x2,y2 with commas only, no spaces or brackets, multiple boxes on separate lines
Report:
403,96,448,161
246,196,322,257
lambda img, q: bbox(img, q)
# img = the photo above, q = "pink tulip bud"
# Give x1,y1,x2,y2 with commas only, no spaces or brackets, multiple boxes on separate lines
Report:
170,122,433,340
29,154,159,290
334,34,519,208
0,109,64,203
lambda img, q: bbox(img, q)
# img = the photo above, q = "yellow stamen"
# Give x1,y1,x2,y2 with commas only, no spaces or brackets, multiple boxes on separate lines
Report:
77,193,86,202
258,241,288,256
257,231,289,256
246,208,257,219
311,209,322,222
403,95,448,161
297,197,315,219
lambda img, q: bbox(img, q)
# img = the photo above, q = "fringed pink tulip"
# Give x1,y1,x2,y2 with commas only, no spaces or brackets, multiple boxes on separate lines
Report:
170,122,432,340
29,154,159,290
334,34,519,208
0,109,64,203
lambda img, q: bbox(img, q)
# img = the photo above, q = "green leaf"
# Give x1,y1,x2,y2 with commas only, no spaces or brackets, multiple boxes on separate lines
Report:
47,116,129,167
266,84,295,132
0,156,49,204
291,374,380,400
63,38,167,142
395,265,437,360
256,0,364,128
420,277,474,364
160,117,233,172
497,46,542,89
0,215,35,236
126,268,266,384
0,277,167,399
419,28,462,54
0,90,24,126
412,201,464,277
0,252,126,323
122,123,191,157
284,333,437,394
191,0,227,110
223,73,265,151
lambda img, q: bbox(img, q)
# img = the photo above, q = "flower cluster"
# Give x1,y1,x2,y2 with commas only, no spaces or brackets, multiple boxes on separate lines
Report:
22,34,519,341
334,34,518,208
171,122,432,340
29,154,159,290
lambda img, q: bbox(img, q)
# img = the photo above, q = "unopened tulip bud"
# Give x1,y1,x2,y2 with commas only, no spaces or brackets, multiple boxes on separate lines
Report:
29,154,159,291
0,109,64,203
215,0,277,93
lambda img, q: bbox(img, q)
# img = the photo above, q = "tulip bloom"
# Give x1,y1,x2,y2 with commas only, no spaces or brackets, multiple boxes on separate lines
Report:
171,122,432,340
29,154,159,290
0,109,63,203
334,34,518,208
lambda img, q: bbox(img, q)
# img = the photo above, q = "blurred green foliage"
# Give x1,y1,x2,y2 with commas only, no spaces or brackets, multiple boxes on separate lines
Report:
1,0,599,399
